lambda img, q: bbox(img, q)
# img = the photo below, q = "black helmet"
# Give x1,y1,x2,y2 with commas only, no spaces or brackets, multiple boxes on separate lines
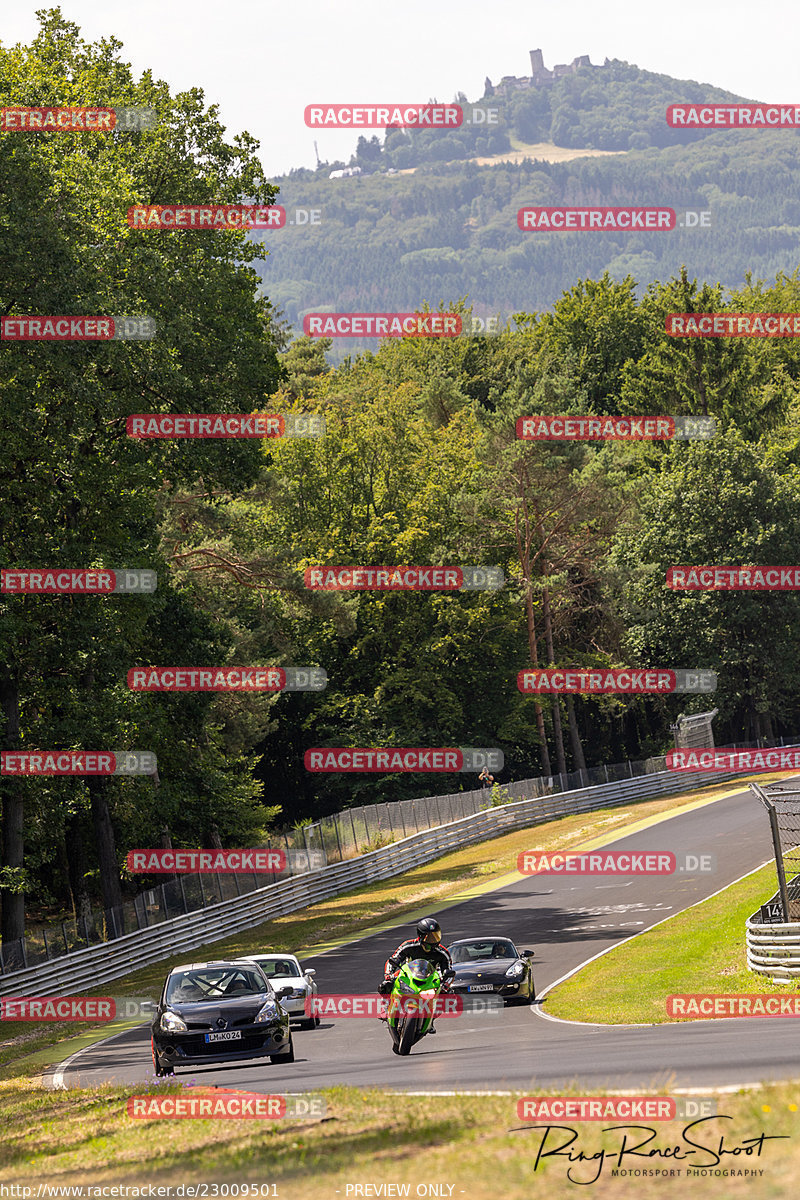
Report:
416,917,442,945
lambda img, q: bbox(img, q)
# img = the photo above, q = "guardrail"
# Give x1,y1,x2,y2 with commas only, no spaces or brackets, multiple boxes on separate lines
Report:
0,764,741,997
5,751,681,974
746,916,800,982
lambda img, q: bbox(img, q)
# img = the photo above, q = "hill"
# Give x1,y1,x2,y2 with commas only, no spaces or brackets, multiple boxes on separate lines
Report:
253,58,800,354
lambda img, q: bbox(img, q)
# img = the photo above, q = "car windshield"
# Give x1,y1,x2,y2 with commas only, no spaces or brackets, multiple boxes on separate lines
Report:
252,958,301,978
406,958,437,982
450,940,518,963
165,966,269,1003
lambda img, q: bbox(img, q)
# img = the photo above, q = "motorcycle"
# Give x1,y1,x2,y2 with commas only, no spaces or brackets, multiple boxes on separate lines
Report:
385,958,453,1056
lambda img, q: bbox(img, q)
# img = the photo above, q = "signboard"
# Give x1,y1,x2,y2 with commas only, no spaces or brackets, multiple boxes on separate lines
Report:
759,900,784,924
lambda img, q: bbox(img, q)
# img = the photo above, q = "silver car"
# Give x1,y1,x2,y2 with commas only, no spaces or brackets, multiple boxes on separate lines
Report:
238,954,319,1029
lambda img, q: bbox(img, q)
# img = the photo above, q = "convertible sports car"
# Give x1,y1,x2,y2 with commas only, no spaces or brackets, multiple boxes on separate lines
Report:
447,937,535,1004
150,959,294,1076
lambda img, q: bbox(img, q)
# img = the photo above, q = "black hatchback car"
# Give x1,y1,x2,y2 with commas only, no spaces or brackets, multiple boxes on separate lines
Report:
151,960,294,1076
448,937,535,1004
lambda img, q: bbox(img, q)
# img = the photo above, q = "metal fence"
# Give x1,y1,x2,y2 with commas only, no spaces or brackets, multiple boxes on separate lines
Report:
3,742,786,976
0,761,745,997
750,779,800,922
296,753,696,865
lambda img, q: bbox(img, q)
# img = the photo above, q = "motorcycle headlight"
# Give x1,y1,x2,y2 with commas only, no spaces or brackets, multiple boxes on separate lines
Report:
159,1010,188,1033
254,999,280,1023
505,962,526,977
398,981,416,995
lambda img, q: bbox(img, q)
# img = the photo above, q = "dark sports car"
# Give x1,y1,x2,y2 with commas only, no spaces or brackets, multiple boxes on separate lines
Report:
447,937,535,1004
150,960,294,1076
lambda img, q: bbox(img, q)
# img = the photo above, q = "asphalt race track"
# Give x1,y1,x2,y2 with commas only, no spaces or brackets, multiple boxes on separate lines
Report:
52,785,800,1093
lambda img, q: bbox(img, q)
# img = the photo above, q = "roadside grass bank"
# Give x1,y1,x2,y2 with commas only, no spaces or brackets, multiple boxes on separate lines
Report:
0,774,773,1080
0,1075,797,1197
547,862,793,1025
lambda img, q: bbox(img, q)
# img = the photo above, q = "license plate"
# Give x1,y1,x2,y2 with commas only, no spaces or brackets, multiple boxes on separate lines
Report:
204,1030,242,1042
468,984,494,992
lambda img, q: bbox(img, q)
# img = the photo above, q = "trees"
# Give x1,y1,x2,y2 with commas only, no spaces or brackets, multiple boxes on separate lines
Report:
610,433,800,742
0,11,283,952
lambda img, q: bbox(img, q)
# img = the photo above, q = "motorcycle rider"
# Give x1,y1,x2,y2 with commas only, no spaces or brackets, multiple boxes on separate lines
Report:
379,917,454,1033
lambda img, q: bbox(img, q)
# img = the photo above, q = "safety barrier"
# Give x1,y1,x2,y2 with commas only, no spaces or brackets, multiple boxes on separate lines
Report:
746,916,800,982
0,765,741,997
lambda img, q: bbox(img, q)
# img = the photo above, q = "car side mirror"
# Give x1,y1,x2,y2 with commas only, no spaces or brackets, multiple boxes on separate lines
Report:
304,968,316,976
274,986,294,999
522,949,535,957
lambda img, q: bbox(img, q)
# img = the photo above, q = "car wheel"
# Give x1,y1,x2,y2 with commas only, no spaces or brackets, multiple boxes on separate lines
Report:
152,1040,174,1076
271,1033,295,1063
314,1015,321,1027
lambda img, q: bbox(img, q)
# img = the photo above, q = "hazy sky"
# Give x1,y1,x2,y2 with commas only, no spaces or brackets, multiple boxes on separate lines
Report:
1,0,796,176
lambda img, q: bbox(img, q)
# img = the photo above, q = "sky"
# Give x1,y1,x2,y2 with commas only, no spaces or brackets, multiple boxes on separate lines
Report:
1,0,797,176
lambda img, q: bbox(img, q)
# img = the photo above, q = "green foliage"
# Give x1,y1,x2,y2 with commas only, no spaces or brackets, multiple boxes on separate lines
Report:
6,17,800,932
0,10,284,921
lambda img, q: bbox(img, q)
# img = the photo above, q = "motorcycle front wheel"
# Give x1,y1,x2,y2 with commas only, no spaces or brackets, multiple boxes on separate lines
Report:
398,1016,422,1055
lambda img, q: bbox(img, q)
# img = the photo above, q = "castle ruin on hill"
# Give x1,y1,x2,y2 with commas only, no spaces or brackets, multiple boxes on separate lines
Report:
486,49,596,97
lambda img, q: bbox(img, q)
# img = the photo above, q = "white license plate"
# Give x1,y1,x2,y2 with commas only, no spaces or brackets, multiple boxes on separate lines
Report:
468,984,494,992
204,1030,242,1043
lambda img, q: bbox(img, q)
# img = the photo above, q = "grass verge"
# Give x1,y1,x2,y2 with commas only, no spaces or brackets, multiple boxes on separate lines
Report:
547,861,796,1025
1,1076,799,1196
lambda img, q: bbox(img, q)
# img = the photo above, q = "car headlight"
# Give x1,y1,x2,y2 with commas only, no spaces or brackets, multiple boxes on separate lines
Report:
254,999,281,1023
159,1010,188,1033
505,962,526,977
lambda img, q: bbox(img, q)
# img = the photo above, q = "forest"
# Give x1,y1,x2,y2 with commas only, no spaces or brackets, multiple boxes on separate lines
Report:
266,67,800,352
3,14,800,942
